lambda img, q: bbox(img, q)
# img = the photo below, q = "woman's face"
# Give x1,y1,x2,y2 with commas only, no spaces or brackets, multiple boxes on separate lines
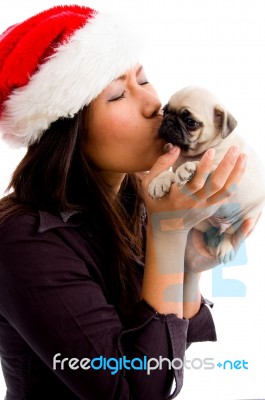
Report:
84,65,166,173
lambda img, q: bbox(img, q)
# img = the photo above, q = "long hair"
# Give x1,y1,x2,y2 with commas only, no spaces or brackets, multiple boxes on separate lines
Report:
0,107,145,313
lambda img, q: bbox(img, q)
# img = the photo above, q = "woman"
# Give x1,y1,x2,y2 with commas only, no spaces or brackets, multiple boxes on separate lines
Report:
0,5,252,400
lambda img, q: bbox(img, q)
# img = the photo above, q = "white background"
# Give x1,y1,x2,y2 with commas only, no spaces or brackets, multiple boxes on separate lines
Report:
1,1,265,399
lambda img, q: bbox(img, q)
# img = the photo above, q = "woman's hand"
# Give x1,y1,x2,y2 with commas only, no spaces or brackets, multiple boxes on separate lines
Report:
139,144,247,231
139,144,248,317
184,218,255,273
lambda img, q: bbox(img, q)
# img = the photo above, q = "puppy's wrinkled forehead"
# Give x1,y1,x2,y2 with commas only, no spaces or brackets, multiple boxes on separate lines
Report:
168,86,220,120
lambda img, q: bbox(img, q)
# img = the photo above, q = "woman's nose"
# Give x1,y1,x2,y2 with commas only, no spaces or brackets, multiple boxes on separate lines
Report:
140,88,162,119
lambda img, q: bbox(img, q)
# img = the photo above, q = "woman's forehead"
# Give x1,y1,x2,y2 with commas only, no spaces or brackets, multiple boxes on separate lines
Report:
115,64,144,81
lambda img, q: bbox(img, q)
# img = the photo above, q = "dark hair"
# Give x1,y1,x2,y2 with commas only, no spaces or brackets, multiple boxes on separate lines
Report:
0,108,145,313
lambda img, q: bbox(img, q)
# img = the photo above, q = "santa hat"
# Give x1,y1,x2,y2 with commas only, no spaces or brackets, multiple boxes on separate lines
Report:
0,5,143,148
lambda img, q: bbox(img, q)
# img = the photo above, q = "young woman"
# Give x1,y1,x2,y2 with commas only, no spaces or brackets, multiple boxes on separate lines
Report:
0,5,252,400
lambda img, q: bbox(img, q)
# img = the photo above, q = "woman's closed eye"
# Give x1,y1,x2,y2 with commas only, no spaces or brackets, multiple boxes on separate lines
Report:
108,80,150,101
138,80,150,86
108,91,126,102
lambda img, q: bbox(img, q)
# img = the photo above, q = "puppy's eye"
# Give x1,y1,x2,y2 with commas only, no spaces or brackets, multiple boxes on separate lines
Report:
184,117,200,128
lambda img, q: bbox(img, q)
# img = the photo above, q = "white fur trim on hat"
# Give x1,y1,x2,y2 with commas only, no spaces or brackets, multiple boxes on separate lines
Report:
0,12,143,148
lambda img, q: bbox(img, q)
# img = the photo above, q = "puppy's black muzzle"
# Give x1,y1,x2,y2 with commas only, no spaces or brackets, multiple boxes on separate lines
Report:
158,111,191,151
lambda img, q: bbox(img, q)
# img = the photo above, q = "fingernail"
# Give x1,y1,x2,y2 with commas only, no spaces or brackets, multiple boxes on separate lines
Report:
169,146,179,154
231,145,240,155
163,143,173,153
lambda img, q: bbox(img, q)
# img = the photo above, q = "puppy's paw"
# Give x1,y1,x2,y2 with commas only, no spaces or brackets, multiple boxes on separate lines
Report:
175,161,199,188
148,171,176,198
208,234,235,264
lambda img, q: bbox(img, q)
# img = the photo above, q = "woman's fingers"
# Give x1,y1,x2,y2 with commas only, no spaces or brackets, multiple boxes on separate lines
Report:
186,148,216,193
184,146,243,198
208,152,247,204
187,145,246,204
142,145,180,187
204,145,240,196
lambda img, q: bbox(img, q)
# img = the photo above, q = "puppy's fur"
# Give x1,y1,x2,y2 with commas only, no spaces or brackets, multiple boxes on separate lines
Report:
149,86,265,263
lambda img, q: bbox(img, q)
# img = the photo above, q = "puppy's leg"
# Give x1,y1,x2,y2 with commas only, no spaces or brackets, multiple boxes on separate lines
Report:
148,170,176,198
207,232,235,264
148,161,199,198
175,161,199,189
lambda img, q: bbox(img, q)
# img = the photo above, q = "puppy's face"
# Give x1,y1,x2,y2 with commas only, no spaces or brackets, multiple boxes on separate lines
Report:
158,86,237,156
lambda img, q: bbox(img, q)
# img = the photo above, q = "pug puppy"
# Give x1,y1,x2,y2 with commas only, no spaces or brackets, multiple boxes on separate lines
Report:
149,86,265,263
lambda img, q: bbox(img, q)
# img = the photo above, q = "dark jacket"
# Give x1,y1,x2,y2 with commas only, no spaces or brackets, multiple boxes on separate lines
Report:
0,209,216,400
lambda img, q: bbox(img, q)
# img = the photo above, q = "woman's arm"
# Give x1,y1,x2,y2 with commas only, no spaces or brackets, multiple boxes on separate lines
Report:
139,145,247,318
141,222,188,317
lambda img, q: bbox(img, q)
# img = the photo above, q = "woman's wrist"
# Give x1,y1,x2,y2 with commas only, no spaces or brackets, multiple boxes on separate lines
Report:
183,271,201,319
146,219,189,275
140,220,189,317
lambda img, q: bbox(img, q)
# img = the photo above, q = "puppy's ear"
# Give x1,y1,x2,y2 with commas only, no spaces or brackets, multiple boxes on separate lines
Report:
214,106,237,138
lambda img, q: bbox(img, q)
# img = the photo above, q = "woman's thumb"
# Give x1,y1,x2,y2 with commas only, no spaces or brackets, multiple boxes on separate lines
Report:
148,144,180,180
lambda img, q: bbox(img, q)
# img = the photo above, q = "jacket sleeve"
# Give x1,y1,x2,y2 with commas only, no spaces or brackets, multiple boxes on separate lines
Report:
0,215,215,400
186,297,217,347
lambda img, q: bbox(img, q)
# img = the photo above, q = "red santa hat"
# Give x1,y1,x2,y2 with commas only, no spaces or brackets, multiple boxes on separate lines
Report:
0,5,143,148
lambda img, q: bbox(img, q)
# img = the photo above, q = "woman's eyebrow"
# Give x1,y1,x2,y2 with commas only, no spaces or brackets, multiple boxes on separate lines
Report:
116,65,143,81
